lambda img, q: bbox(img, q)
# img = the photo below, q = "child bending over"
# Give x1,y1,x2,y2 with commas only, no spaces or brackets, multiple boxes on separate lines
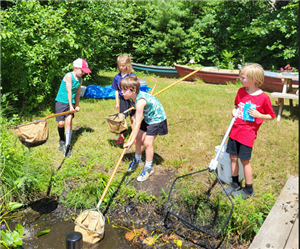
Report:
120,76,168,182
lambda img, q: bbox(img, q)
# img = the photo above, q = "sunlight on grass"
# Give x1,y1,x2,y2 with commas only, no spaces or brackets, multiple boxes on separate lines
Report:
8,70,297,242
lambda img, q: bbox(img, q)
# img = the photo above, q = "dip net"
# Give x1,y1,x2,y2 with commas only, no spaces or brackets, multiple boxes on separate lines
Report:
164,169,234,238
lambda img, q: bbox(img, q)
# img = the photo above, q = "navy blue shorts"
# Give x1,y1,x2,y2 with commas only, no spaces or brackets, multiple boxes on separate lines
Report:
226,137,252,160
140,119,168,136
120,96,135,117
55,102,75,121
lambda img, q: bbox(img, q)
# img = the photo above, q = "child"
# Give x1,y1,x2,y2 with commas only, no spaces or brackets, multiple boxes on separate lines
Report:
111,55,136,144
120,76,168,182
224,63,276,199
55,58,92,157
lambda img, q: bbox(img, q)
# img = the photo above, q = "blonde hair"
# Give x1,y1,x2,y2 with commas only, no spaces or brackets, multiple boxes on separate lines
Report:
117,55,133,75
239,63,264,87
119,76,140,94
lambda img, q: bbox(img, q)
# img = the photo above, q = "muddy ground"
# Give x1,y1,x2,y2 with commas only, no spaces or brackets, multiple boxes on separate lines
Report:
8,164,249,249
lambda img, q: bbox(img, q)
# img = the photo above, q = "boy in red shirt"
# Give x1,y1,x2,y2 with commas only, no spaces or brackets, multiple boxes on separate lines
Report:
224,63,276,199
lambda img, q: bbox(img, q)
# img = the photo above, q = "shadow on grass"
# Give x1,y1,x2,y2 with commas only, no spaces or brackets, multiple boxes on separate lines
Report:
71,126,94,148
102,173,131,216
272,104,299,121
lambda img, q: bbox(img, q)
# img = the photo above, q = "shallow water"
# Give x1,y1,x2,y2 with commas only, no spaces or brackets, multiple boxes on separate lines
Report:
8,207,133,249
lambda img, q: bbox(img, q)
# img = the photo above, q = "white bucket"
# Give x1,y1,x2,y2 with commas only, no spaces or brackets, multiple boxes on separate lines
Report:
215,144,244,184
80,86,87,97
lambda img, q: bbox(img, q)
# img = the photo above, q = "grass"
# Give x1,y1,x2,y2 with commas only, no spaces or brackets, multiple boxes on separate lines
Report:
2,70,298,244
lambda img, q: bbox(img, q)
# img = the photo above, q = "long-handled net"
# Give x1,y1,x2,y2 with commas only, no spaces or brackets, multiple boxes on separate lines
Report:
106,107,135,134
164,117,237,237
74,68,203,243
12,110,75,148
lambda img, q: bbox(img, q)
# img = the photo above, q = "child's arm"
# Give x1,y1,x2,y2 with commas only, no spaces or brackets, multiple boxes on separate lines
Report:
74,78,82,112
248,109,274,120
123,99,147,149
115,90,119,111
65,73,74,112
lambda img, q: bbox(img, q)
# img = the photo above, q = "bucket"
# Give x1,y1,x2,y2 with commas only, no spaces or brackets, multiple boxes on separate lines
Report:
215,144,244,184
139,79,148,92
80,86,87,97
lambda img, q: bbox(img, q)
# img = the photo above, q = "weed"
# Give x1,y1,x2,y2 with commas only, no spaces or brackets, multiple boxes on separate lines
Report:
137,191,156,204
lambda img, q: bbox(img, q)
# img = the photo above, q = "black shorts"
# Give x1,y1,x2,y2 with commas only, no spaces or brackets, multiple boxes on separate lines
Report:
140,119,168,136
55,102,75,121
120,96,135,117
226,137,252,160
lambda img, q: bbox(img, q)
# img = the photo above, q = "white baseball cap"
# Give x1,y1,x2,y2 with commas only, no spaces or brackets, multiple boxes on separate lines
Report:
73,58,92,73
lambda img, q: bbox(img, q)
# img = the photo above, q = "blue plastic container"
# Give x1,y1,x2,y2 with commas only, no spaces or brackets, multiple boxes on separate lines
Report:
140,79,148,92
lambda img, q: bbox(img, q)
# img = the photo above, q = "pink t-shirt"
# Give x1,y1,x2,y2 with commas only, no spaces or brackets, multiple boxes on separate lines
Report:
230,87,276,147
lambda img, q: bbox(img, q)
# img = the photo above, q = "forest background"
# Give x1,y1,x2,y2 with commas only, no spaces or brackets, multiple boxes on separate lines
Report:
1,0,299,114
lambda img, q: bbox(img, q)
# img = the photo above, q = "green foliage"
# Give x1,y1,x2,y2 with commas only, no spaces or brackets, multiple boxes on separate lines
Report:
1,0,298,113
0,199,24,248
224,192,276,242
137,191,156,204
0,223,24,249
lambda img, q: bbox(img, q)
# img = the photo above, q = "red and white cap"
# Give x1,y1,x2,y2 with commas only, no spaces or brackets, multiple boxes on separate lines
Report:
73,58,92,73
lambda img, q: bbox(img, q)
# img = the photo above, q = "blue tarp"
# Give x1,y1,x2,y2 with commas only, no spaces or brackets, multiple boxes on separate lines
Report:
83,85,151,99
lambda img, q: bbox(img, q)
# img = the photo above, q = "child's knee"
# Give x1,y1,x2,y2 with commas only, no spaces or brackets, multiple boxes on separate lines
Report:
58,121,65,128
240,159,250,167
230,154,238,161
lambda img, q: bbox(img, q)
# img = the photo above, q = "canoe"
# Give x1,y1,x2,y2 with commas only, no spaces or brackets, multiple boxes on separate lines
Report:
131,63,180,78
174,64,239,84
174,64,299,92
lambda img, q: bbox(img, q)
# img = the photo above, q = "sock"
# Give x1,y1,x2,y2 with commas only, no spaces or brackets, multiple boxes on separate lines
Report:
135,154,142,162
144,161,153,171
65,130,72,146
232,175,240,187
244,184,253,194
58,127,65,142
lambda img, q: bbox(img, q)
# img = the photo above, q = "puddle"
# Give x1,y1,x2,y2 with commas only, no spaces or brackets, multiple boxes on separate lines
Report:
7,207,134,249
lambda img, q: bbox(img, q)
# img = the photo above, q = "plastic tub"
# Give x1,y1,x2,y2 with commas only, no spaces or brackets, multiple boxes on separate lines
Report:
139,79,148,92
215,144,244,184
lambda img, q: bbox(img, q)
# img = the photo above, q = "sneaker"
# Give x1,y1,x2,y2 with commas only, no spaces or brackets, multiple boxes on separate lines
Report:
64,145,71,157
127,159,143,173
58,140,65,152
117,135,124,145
137,169,154,182
232,188,255,199
222,183,241,196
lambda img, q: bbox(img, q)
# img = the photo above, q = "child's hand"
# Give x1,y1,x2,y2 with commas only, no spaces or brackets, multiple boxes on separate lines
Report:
232,108,238,117
123,141,134,149
115,104,119,111
75,106,80,112
248,108,261,118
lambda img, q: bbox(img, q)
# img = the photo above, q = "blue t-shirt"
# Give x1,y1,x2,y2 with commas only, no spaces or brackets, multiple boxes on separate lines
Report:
111,72,136,97
135,91,166,124
55,72,81,104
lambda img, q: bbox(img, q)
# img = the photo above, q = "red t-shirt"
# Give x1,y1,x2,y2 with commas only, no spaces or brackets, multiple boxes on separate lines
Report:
230,87,276,147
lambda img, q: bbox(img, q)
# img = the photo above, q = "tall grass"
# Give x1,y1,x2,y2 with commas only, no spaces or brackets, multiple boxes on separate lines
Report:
1,70,298,243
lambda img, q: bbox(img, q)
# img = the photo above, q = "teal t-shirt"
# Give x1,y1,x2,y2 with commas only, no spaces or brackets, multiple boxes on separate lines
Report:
135,91,166,124
55,72,81,104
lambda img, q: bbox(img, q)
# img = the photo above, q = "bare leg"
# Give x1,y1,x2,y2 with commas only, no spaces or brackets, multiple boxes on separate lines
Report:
65,114,73,130
58,121,65,128
144,135,157,162
230,154,239,176
135,129,146,155
240,159,252,185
